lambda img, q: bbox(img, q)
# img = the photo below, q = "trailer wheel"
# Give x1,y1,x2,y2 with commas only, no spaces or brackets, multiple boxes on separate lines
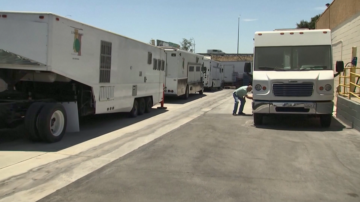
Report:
25,102,46,141
320,114,332,127
253,114,263,125
36,103,67,143
129,99,138,118
138,98,146,115
199,90,203,95
145,97,152,113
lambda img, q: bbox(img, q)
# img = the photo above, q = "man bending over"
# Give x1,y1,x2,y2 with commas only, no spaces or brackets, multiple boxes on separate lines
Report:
233,85,253,116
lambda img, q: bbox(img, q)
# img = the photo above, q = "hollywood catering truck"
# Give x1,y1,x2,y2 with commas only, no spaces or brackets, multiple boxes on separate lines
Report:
244,29,344,127
0,12,166,143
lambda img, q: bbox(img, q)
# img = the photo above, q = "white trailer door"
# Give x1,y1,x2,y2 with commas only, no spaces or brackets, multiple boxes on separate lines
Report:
223,64,234,83
195,65,201,82
188,65,195,83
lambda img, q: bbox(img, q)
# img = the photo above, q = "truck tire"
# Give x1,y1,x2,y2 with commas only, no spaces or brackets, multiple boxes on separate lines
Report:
138,98,145,115
320,114,332,127
199,89,203,95
36,103,67,143
253,114,263,125
25,102,45,141
145,97,152,113
129,99,138,118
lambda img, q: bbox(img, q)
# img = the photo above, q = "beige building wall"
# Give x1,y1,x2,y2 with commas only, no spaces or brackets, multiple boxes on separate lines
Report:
316,0,360,30
316,0,360,104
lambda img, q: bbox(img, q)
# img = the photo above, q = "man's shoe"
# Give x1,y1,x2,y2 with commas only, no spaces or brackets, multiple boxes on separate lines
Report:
232,113,237,116
238,112,246,115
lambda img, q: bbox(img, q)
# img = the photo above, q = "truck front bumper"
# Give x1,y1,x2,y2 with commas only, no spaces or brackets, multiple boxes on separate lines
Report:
252,101,333,115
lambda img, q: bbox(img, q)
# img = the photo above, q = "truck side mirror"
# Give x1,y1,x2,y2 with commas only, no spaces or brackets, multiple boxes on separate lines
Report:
244,62,251,73
336,61,344,73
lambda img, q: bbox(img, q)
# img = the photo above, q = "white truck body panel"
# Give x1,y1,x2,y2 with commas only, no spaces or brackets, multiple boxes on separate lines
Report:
252,29,334,116
164,49,204,96
203,59,223,88
254,29,332,46
0,13,49,69
0,12,165,115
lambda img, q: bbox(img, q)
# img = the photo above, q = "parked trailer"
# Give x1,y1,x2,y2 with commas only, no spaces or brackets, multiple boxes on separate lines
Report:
0,12,166,143
163,48,204,99
203,57,223,91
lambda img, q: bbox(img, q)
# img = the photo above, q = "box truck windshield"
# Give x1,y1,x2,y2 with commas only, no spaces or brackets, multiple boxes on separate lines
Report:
254,45,332,71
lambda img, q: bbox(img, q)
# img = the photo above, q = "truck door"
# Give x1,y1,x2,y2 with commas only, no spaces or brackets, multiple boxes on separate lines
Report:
188,65,195,84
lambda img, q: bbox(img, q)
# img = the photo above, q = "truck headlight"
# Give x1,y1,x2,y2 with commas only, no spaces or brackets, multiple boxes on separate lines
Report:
325,84,332,91
255,84,262,91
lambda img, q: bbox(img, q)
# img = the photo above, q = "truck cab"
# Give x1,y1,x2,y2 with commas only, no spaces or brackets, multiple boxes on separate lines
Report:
245,29,344,127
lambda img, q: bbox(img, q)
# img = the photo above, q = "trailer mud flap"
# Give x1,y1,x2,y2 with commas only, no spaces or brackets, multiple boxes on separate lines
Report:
60,102,80,133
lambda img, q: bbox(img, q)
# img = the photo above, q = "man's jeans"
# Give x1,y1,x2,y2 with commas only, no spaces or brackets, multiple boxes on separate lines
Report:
233,92,246,114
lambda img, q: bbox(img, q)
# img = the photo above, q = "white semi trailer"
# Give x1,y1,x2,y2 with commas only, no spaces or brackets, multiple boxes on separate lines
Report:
203,57,223,91
163,48,204,99
245,29,344,127
0,12,166,143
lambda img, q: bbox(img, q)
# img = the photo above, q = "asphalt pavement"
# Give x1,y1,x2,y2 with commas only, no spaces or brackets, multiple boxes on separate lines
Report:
36,90,360,202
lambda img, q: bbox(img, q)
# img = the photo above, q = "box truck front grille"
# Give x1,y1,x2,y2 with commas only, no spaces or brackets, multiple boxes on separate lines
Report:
273,83,313,97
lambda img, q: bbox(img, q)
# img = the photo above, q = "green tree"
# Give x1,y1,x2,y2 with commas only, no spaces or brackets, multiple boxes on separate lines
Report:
296,14,321,29
180,38,193,51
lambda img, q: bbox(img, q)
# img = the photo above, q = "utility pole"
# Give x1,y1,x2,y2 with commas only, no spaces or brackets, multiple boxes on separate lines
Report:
191,38,196,53
237,15,240,55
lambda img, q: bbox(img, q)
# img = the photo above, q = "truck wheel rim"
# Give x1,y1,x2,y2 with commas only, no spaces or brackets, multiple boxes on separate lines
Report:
50,110,65,137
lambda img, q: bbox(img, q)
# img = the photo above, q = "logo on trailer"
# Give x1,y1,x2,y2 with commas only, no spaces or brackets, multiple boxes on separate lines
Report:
71,27,83,56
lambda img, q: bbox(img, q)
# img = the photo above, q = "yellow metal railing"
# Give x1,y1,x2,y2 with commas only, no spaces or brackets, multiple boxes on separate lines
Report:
338,67,360,100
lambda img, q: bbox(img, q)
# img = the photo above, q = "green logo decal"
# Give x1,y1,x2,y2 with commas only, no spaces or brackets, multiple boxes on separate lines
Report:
73,29,82,56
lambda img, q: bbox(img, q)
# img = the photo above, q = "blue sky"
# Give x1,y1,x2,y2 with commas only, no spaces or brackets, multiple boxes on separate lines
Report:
0,0,332,53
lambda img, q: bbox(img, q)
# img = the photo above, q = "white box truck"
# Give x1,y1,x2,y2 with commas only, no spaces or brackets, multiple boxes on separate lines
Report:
163,48,204,99
0,12,166,143
244,29,344,127
203,56,223,91
221,61,252,86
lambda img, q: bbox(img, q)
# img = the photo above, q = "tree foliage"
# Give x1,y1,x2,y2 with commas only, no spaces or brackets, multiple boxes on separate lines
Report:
180,38,193,52
296,14,321,29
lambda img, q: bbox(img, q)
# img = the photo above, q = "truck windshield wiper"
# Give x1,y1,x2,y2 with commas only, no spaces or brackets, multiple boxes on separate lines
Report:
258,66,275,70
299,66,327,70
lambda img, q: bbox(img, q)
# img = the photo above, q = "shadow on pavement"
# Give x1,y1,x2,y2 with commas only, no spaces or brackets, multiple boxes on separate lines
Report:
164,93,207,104
0,107,168,152
204,88,223,93
254,115,346,132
